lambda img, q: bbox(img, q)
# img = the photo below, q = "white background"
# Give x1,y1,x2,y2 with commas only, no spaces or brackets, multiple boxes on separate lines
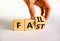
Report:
0,0,60,41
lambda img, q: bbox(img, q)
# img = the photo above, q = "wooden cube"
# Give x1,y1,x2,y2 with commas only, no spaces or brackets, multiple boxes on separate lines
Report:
25,19,35,31
35,16,46,30
13,20,24,31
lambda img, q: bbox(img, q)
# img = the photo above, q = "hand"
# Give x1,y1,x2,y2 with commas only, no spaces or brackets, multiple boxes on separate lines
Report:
24,0,51,20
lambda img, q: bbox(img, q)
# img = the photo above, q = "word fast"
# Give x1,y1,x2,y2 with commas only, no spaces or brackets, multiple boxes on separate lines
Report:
13,16,46,31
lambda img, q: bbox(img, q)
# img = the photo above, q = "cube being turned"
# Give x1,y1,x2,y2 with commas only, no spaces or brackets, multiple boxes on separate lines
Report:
35,16,46,30
13,20,24,31
25,19,35,31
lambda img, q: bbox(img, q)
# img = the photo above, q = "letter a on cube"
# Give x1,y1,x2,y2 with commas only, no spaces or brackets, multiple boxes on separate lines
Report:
13,20,24,31
25,19,35,31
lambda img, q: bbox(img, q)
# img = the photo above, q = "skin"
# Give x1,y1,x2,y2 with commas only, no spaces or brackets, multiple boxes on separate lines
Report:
24,0,51,20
